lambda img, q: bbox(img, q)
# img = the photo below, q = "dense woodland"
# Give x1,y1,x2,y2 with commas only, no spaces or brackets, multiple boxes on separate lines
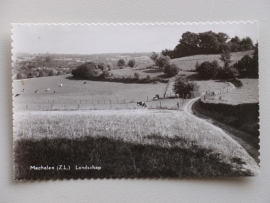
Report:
161,31,255,58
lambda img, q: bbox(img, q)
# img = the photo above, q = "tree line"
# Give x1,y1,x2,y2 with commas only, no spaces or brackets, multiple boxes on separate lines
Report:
161,31,255,59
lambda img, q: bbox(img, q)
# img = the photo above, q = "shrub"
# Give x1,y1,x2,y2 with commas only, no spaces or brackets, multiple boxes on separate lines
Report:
164,63,180,77
127,59,136,68
155,55,170,70
173,77,199,98
72,62,102,79
196,60,219,79
103,70,112,78
134,72,140,79
117,59,126,68
146,75,151,80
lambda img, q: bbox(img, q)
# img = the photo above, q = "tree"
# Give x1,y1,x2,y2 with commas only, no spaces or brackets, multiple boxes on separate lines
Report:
72,62,102,79
173,77,199,98
117,59,125,68
97,62,107,71
219,46,232,69
240,37,254,51
161,49,174,58
155,54,170,70
196,60,220,79
127,59,136,68
149,52,159,63
164,64,179,77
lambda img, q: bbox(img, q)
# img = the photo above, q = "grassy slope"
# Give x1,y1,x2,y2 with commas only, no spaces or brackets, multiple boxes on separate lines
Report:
14,110,259,179
218,79,259,104
171,50,254,71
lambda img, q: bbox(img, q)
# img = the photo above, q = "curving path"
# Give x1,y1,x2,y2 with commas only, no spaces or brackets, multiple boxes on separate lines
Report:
183,97,259,163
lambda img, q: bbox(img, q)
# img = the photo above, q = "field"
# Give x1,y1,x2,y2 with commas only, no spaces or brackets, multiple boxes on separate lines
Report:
171,50,254,71
14,109,259,179
218,79,259,104
13,74,168,111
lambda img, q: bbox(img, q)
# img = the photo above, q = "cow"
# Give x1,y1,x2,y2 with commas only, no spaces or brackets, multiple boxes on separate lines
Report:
15,94,20,97
59,84,63,87
137,101,147,107
35,90,38,93
45,88,50,92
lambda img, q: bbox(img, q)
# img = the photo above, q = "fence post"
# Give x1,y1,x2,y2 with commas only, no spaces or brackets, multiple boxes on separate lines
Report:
160,101,161,108
78,103,80,110
51,104,53,111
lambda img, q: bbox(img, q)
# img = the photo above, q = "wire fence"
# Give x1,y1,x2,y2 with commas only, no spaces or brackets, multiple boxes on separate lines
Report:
14,97,191,111
200,82,235,101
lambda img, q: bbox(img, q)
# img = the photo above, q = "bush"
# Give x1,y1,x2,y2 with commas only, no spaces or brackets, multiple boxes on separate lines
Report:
146,75,151,80
164,63,180,77
127,59,136,68
196,60,219,79
117,59,126,68
155,55,170,70
103,70,112,78
173,77,199,98
134,72,140,79
72,62,102,79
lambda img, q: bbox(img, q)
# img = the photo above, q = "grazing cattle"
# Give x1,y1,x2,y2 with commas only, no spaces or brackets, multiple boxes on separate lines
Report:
35,90,38,93
53,91,56,94
59,84,63,87
45,88,50,92
15,94,20,97
84,82,87,84
137,101,147,107
22,89,25,92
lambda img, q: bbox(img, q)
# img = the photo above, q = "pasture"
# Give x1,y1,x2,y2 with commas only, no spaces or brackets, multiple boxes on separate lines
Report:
202,79,259,105
171,50,254,71
13,74,168,111
14,109,259,179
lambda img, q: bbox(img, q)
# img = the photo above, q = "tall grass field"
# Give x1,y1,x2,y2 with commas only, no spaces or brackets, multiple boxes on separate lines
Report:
14,110,259,179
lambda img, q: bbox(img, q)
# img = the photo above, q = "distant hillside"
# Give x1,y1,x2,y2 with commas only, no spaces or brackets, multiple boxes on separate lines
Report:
171,50,254,71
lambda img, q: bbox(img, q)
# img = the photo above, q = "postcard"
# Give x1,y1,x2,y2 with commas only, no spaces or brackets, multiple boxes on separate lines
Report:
12,22,259,180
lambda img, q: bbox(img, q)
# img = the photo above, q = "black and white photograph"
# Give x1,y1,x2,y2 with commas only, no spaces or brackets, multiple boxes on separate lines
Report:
12,23,260,180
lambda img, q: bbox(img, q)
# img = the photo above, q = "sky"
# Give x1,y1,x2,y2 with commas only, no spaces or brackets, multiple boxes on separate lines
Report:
12,22,258,55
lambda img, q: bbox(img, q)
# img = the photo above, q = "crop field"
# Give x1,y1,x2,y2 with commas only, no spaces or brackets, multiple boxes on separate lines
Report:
14,109,259,179
171,50,254,71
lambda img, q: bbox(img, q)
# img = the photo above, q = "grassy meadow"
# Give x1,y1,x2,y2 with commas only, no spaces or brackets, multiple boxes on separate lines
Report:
14,110,259,179
171,50,254,71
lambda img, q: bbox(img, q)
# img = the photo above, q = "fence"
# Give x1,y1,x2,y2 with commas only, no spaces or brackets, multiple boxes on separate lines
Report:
200,82,235,101
14,97,191,111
